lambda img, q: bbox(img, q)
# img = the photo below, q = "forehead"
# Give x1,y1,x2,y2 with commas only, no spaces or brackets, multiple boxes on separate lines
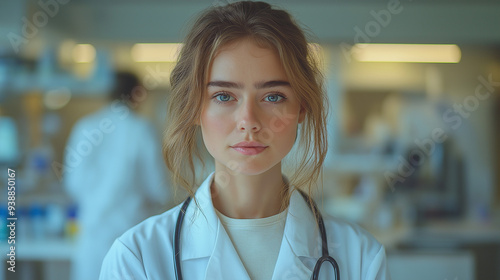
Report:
208,38,287,82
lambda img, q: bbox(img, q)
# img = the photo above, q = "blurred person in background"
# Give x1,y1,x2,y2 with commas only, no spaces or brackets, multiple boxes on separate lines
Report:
63,71,171,280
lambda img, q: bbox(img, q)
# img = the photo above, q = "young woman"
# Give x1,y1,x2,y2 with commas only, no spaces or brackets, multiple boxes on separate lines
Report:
100,1,389,279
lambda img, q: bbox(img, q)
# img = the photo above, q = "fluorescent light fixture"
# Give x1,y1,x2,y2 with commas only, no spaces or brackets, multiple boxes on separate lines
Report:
352,44,461,63
131,43,183,62
72,44,96,63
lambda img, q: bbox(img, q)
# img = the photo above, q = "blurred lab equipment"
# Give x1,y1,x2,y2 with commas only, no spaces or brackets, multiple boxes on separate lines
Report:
0,117,20,165
394,94,466,224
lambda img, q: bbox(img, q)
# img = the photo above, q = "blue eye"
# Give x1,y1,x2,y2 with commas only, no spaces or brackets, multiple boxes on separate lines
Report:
265,94,286,103
218,94,231,102
213,93,234,103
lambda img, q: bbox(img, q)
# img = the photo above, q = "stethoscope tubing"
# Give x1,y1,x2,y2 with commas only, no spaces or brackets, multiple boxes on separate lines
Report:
173,195,191,280
298,191,340,280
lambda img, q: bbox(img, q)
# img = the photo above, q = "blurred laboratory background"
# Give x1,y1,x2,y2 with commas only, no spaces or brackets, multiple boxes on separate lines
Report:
1,0,500,279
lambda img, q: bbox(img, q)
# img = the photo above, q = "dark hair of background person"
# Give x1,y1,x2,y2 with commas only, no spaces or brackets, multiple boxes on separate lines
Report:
110,71,141,102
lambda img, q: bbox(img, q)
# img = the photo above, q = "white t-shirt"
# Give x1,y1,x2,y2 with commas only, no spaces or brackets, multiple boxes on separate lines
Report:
215,208,287,280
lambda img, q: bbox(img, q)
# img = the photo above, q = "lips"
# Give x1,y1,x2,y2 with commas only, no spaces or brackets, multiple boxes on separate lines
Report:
231,141,268,155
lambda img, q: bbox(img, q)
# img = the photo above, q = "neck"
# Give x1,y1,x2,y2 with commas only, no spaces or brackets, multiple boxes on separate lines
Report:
211,163,288,219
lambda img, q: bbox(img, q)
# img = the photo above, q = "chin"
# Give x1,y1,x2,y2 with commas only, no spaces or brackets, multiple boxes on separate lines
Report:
225,159,280,176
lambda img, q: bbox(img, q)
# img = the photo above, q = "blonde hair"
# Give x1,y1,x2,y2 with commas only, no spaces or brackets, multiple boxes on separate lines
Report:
163,1,328,214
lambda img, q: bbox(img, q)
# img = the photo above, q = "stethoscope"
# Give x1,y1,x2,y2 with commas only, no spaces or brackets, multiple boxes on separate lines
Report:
173,190,340,280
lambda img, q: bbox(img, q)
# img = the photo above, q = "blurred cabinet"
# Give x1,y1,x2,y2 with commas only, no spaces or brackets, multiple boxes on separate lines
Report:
0,238,74,280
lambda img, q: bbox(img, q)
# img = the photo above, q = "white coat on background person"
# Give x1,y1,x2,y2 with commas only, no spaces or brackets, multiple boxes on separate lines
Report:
63,72,171,280
100,172,390,280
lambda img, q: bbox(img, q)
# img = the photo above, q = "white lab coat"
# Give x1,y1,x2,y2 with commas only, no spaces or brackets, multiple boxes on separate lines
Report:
64,103,170,280
100,171,390,279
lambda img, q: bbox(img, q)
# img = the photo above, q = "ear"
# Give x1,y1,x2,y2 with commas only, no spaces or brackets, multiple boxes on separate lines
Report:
298,105,306,124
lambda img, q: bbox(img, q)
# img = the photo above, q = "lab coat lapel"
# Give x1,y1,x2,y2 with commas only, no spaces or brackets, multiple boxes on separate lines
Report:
179,172,250,280
272,189,321,280
205,222,251,280
179,173,217,261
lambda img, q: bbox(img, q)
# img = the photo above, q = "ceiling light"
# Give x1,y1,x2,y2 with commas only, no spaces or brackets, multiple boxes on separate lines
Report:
131,43,183,62
352,44,461,63
72,44,96,63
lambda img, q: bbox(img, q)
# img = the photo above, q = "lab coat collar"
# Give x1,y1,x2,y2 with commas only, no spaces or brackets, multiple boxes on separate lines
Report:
180,172,251,279
272,186,321,279
179,172,320,277
283,187,322,259
179,172,219,261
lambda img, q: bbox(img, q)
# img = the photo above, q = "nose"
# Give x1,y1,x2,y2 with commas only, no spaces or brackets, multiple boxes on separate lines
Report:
236,99,261,132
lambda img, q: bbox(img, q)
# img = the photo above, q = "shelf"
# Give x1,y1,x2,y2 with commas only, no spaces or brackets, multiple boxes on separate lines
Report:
0,238,75,261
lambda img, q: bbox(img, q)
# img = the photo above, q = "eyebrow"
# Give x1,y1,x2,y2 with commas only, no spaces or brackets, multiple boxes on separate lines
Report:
207,80,291,89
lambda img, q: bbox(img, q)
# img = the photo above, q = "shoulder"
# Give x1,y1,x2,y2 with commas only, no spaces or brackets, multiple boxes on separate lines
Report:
104,203,182,265
117,205,181,254
322,214,384,258
100,205,183,279
121,112,157,135
100,207,183,280
322,215,390,279
70,111,99,130
323,215,381,249
69,108,111,132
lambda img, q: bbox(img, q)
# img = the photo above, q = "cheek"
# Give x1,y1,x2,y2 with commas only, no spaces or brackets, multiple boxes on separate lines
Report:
202,110,229,132
201,110,232,147
281,123,299,144
267,118,299,150
267,111,300,136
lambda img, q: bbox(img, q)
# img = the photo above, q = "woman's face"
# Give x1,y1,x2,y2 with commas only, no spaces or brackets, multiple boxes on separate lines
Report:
200,38,305,176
